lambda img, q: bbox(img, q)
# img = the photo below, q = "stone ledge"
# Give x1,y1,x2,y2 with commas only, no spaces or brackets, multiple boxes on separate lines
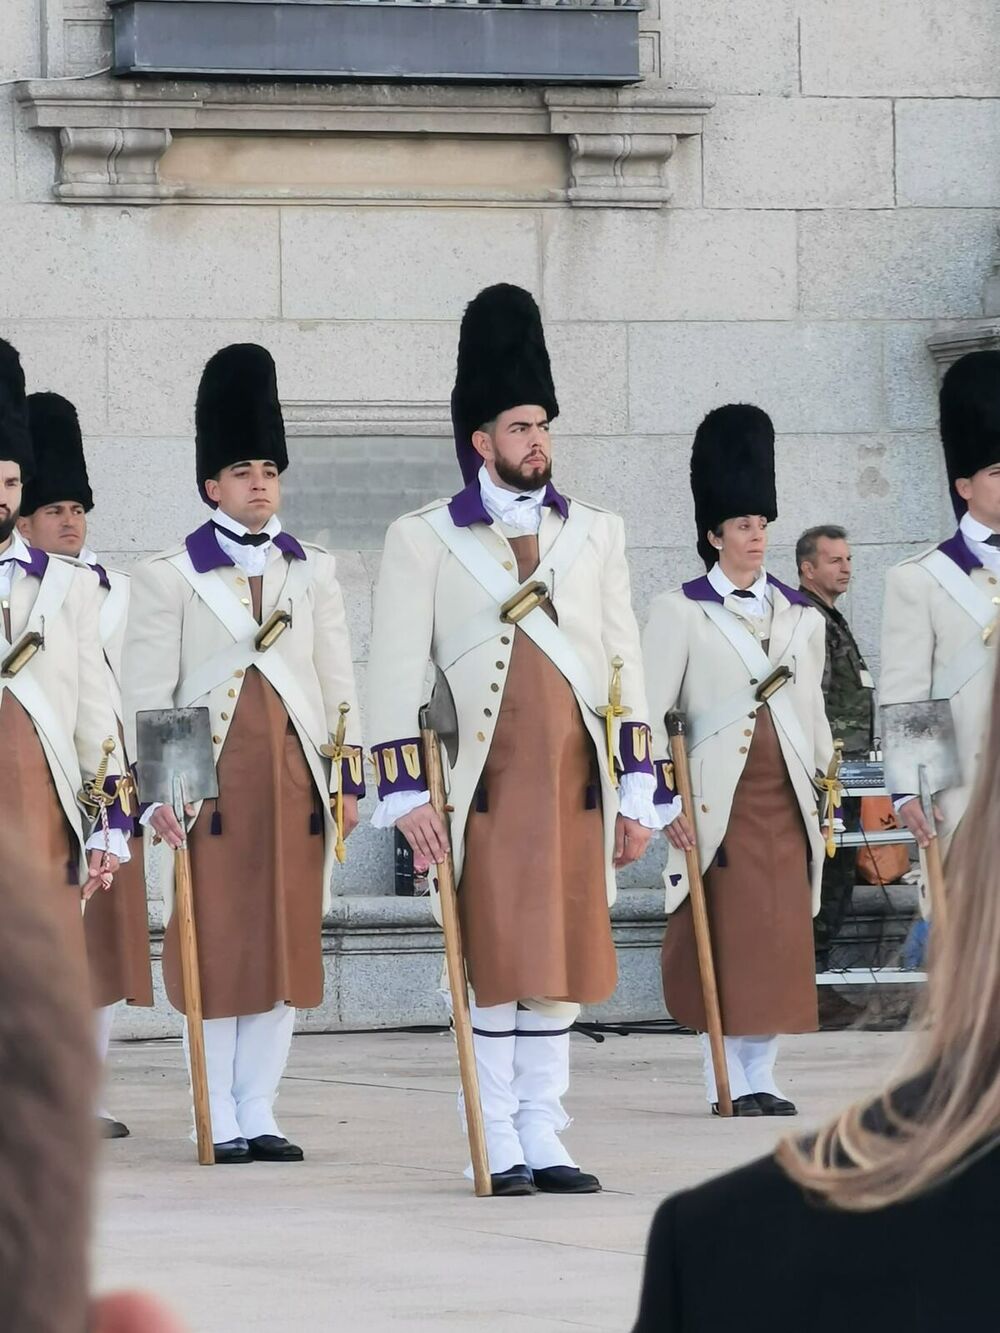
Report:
15,78,712,208
927,320,1000,373
122,889,669,1039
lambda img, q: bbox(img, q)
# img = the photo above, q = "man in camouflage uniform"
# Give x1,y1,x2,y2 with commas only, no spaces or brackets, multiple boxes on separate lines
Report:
797,526,875,981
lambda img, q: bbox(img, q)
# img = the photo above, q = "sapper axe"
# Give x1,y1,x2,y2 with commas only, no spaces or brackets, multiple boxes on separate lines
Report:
136,707,219,1166
419,668,492,1197
881,700,961,929
665,711,733,1118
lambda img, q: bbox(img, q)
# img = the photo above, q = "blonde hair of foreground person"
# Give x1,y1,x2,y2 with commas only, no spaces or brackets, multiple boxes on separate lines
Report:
0,839,184,1333
777,665,1000,1211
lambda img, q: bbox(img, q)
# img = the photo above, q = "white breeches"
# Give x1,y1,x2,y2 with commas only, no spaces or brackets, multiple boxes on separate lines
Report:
699,1033,783,1102
183,1002,296,1143
94,1002,118,1120
457,994,581,1174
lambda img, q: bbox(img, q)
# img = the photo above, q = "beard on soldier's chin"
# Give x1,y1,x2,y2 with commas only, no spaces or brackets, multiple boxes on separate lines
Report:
495,455,552,491
0,509,20,543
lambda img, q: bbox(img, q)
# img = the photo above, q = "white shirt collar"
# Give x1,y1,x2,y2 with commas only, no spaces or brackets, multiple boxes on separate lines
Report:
708,563,770,609
960,511,997,544
79,544,100,567
478,465,546,534
212,510,282,577
212,510,282,542
0,531,32,565
960,511,1000,573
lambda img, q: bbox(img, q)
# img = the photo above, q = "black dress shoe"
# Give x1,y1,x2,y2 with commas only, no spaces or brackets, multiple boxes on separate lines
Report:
490,1164,536,1197
754,1092,798,1116
214,1138,252,1164
247,1135,305,1162
711,1093,763,1117
532,1165,602,1194
99,1116,130,1140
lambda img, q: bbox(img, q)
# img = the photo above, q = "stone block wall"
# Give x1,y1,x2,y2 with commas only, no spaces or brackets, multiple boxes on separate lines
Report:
1,0,998,1024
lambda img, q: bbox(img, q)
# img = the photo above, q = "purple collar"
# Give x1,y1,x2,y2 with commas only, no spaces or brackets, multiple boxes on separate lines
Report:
14,545,49,579
682,572,810,607
446,478,570,528
937,529,982,575
185,521,306,573
89,560,111,590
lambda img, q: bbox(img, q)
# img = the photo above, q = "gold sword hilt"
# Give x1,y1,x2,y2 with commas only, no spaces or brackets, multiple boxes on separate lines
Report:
78,736,118,818
596,656,633,785
321,703,352,863
819,739,845,858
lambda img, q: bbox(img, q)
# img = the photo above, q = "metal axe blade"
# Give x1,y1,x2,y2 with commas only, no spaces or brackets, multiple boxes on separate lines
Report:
880,700,962,799
135,708,220,809
419,666,460,768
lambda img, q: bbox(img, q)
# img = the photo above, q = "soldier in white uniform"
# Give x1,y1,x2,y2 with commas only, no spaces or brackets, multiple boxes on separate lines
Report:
18,391,154,1139
124,344,363,1163
644,405,834,1115
882,350,1000,866
0,340,132,992
367,285,658,1195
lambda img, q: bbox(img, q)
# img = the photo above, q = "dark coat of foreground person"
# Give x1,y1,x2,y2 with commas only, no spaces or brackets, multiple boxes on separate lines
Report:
631,1142,997,1332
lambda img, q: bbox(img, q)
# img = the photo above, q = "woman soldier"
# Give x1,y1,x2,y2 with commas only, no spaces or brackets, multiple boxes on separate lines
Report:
643,405,835,1116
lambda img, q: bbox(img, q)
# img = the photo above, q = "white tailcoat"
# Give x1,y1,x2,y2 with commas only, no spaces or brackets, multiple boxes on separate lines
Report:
1,551,123,871
122,531,361,916
880,539,997,845
366,495,651,921
643,579,834,915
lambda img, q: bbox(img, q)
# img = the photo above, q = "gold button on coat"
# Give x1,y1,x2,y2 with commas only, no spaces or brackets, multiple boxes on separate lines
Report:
476,731,486,742
213,735,222,744
739,746,748,754
221,712,229,721
491,683,499,692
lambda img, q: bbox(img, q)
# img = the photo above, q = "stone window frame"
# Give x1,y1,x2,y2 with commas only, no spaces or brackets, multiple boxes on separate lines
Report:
16,79,712,209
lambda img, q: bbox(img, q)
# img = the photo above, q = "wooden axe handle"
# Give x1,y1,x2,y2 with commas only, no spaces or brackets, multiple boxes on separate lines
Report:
667,713,733,1117
421,725,492,1197
174,845,214,1166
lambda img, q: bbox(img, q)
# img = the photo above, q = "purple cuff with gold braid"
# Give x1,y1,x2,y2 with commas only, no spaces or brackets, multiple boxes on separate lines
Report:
100,776,134,836
371,737,426,800
619,721,655,777
653,758,677,806
339,753,366,799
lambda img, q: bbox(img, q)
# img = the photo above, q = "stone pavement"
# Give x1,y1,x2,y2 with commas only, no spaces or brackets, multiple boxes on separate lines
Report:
93,1028,908,1331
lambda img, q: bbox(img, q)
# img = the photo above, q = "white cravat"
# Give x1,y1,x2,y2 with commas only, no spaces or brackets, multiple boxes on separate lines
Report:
212,510,283,578
0,530,31,602
478,465,546,535
708,563,771,618
959,512,1000,576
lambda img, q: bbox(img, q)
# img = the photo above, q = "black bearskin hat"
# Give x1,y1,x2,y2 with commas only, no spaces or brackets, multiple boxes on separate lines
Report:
690,404,777,569
22,393,93,516
0,338,33,482
940,350,1000,517
195,344,288,504
451,284,559,485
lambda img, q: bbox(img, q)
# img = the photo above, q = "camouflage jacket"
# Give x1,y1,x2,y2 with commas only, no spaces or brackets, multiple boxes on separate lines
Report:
800,587,875,758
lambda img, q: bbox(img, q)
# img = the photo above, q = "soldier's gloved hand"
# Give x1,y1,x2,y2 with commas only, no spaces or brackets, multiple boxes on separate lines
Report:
896,796,941,850
397,804,450,872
